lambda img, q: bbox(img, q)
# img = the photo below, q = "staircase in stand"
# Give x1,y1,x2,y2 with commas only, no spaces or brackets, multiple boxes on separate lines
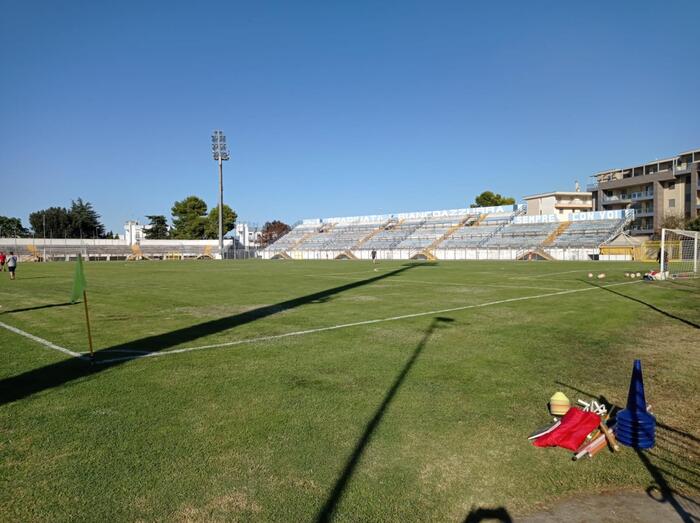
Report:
516,249,555,261
127,244,151,261
541,222,571,247
350,219,394,251
417,215,475,260
284,223,336,256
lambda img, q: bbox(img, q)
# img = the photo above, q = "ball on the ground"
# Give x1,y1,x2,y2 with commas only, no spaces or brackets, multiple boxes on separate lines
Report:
624,272,629,277
588,273,593,278
636,272,641,278
597,273,606,279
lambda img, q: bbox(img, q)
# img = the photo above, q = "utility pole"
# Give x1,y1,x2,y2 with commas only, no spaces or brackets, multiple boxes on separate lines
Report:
211,130,230,260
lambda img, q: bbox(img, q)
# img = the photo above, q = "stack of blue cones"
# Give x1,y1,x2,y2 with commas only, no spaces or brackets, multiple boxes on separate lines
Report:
616,359,656,449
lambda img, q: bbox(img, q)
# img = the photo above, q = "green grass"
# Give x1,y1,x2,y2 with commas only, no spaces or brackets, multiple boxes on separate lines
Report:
1,260,698,522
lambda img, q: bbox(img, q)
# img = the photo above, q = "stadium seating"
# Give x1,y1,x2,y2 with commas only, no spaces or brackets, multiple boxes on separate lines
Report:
260,206,633,261
549,219,621,248
361,218,426,250
298,221,385,251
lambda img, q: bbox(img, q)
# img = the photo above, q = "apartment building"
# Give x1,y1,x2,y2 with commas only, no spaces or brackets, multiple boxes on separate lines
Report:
589,148,700,235
523,190,592,216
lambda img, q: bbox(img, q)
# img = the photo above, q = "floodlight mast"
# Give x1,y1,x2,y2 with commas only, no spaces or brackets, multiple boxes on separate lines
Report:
211,130,230,260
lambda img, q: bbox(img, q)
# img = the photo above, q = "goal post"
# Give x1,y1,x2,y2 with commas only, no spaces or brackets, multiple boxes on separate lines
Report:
660,228,699,278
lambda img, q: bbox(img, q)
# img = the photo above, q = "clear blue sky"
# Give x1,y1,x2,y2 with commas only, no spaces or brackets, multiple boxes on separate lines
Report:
1,1,698,234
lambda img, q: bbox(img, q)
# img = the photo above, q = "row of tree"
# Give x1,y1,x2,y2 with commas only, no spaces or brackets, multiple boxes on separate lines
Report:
144,196,237,240
1,199,115,239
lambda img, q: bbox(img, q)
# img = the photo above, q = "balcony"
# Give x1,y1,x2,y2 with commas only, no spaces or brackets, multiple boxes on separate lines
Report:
602,195,631,204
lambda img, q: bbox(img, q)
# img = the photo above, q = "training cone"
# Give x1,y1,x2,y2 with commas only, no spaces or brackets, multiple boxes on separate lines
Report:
616,359,656,449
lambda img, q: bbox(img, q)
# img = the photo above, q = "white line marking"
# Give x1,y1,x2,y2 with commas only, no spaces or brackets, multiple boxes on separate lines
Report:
306,273,570,292
508,269,588,280
95,280,642,365
0,320,87,359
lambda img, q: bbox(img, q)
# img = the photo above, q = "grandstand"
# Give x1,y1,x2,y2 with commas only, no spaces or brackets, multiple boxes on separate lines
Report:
262,206,635,261
0,238,247,261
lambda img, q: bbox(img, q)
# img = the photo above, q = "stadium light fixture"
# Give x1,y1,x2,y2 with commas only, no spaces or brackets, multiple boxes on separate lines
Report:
212,130,230,259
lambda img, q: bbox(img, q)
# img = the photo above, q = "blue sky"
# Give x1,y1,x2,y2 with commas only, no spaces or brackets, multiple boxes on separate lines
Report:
1,1,698,234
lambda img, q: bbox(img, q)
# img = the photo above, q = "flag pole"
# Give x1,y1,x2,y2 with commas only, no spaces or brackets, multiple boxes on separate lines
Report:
82,289,94,359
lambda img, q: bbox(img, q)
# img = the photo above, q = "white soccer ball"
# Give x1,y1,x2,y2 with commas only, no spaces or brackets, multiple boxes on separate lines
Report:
588,273,593,278
624,272,629,277
598,273,606,279
636,272,641,278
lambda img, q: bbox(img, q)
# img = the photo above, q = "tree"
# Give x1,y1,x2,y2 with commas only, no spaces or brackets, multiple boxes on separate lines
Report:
660,214,685,231
471,191,516,208
686,216,700,232
145,215,170,239
171,196,208,239
204,205,237,239
69,198,105,238
29,207,71,238
260,220,291,246
29,199,106,238
0,216,29,237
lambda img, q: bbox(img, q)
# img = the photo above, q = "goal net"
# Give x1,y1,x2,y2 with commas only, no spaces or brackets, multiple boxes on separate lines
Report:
660,228,699,278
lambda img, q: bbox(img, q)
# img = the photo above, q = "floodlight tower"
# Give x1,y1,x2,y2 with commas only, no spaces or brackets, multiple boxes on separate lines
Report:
211,130,230,260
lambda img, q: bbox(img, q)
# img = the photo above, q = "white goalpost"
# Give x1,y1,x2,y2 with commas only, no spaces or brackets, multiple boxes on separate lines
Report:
660,228,699,279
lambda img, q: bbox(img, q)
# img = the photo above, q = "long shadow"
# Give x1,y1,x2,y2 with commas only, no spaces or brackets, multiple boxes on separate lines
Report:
0,264,420,407
463,506,512,523
637,450,696,523
315,316,454,523
580,279,700,329
556,380,699,522
0,302,76,315
555,381,700,445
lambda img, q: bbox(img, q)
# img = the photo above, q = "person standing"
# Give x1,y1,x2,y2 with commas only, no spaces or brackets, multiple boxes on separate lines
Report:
7,251,17,280
371,249,377,264
0,251,5,272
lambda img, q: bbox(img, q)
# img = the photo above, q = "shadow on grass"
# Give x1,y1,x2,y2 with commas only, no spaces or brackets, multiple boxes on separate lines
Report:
556,381,699,521
463,506,512,523
0,302,76,315
579,279,700,329
0,264,423,407
316,316,454,523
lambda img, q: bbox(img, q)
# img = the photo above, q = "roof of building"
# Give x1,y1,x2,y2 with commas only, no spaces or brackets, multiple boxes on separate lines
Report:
523,191,592,200
592,148,700,177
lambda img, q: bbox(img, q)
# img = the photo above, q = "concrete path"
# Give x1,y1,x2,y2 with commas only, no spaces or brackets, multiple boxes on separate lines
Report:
520,489,699,523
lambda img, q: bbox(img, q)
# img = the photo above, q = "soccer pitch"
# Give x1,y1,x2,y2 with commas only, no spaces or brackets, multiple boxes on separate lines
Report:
1,260,698,521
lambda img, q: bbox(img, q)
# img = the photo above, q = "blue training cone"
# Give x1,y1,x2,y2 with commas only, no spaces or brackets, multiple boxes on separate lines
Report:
616,359,656,449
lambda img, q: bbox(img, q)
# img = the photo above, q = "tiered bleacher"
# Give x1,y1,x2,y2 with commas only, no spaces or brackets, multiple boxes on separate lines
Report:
262,207,634,261
550,219,621,248
362,218,426,250
483,222,560,248
0,238,242,261
298,219,385,252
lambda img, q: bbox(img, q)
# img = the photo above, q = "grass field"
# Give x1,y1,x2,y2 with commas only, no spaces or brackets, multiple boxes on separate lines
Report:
1,259,698,522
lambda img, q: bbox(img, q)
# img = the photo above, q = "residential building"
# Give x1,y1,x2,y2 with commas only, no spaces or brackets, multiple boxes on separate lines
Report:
523,190,592,216
589,149,700,235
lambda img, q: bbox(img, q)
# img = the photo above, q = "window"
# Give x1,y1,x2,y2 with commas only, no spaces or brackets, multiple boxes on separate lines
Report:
668,199,675,208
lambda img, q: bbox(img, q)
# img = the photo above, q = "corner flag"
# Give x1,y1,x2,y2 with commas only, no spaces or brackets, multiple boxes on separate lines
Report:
70,255,87,303
71,256,94,359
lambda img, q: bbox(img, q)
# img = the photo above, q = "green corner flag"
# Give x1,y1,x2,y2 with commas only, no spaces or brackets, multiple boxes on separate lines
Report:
70,256,88,303
71,255,94,358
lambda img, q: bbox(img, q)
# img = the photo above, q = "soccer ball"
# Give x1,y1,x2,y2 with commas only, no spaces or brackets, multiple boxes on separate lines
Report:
598,273,606,279
588,273,593,278
636,272,641,278
624,272,629,277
